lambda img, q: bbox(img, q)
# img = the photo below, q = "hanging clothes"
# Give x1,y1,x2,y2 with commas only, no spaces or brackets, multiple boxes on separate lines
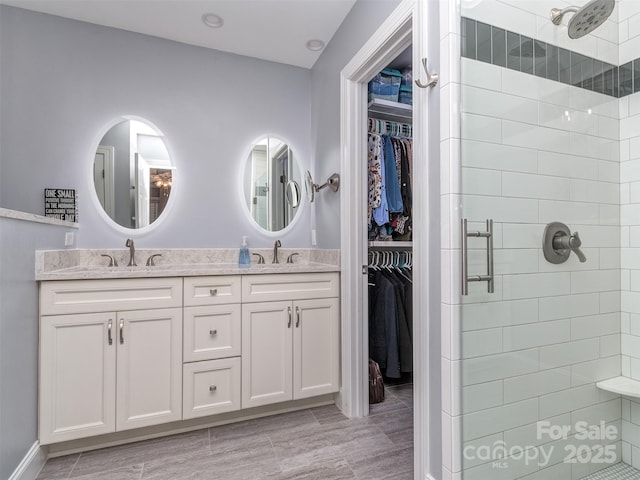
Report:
367,125,413,242
368,267,413,379
371,134,390,227
382,135,404,213
367,133,383,228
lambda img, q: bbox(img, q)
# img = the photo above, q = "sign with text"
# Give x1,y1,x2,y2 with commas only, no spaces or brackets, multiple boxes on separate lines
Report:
44,188,78,222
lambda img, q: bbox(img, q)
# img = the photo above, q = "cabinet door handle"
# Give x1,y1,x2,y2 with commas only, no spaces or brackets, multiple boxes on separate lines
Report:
209,329,218,336
119,319,124,344
107,319,113,345
287,306,292,328
295,306,300,328
209,385,217,392
210,289,218,296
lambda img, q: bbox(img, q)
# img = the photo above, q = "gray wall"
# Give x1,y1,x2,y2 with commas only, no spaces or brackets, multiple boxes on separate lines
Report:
310,0,401,248
0,219,70,480
0,5,312,248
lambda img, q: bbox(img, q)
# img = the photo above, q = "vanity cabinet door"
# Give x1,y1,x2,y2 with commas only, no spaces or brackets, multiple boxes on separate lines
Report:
116,307,182,431
241,301,293,408
293,298,340,399
40,312,116,444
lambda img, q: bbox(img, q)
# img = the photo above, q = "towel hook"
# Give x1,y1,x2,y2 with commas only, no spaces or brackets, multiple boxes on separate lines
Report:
415,58,439,89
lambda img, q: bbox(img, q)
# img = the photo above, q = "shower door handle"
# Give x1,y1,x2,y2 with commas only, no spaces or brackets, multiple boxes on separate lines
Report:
461,219,494,295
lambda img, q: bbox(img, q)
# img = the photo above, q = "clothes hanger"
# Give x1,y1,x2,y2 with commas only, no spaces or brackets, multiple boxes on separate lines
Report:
373,251,381,271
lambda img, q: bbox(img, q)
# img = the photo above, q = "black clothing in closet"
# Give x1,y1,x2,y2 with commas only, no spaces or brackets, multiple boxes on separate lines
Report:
368,269,413,379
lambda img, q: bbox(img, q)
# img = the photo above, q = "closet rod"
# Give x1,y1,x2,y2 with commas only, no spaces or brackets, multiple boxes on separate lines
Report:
368,118,412,137
368,250,413,270
368,241,412,250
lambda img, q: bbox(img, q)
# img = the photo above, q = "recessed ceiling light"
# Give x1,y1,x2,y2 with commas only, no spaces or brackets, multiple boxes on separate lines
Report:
202,13,224,29
306,39,325,52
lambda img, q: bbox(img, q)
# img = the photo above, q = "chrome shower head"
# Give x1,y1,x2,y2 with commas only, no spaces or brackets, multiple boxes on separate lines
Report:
550,0,615,39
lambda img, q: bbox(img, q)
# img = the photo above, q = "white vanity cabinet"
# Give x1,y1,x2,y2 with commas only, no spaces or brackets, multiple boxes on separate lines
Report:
39,278,183,444
241,273,340,408
38,269,340,446
182,276,242,419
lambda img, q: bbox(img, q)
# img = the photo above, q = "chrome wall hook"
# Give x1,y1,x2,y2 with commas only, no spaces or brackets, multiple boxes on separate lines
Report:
414,58,439,89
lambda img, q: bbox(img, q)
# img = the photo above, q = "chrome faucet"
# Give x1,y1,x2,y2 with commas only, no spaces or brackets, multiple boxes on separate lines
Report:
100,254,118,267
125,238,136,266
272,240,282,264
145,254,162,267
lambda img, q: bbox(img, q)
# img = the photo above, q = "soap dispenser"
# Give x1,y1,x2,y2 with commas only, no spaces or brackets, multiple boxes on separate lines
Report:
239,236,250,267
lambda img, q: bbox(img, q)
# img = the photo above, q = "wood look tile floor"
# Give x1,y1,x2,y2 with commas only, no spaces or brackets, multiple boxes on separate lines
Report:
36,384,413,480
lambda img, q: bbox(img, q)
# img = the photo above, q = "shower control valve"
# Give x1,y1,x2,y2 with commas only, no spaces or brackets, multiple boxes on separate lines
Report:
552,231,586,263
543,222,587,264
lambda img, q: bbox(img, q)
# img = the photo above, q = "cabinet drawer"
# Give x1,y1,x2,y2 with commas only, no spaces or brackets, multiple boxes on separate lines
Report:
183,305,241,362
242,273,339,303
184,276,241,306
183,357,241,419
40,278,182,315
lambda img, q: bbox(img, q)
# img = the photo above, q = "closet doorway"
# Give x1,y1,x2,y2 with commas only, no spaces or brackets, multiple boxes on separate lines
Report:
339,1,440,479
367,43,414,429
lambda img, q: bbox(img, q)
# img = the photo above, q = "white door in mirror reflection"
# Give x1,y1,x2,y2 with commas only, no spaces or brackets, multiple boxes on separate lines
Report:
244,136,301,232
93,119,174,229
135,153,150,228
94,146,115,218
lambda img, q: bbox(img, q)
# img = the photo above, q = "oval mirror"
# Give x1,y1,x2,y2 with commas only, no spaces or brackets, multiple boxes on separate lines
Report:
243,136,302,232
93,119,174,229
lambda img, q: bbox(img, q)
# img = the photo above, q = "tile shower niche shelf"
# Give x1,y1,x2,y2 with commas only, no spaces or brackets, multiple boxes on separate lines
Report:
596,376,640,399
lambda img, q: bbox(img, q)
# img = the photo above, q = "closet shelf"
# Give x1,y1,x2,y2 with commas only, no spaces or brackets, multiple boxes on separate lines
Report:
596,376,640,399
369,241,412,249
367,99,412,123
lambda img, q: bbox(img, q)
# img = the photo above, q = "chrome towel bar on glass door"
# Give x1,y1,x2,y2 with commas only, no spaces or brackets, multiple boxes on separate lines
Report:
461,219,494,295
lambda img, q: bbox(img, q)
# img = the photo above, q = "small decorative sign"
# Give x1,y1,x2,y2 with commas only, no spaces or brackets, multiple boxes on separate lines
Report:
44,188,78,222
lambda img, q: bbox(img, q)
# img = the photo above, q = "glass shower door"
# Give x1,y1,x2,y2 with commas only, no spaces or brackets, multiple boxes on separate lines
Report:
455,5,621,480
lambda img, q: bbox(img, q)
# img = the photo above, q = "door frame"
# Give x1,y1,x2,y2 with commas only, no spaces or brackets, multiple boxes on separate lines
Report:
338,0,440,479
95,145,115,218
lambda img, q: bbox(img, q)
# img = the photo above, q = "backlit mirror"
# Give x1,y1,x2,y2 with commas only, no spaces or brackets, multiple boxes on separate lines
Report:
94,119,174,229
243,136,301,232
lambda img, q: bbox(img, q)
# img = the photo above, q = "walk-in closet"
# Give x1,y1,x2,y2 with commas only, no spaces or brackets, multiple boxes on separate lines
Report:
366,46,414,420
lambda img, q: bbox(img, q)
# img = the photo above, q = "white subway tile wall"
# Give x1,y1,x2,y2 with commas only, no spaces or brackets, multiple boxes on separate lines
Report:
620,58,640,467
461,9,640,101
438,0,640,476
455,55,622,478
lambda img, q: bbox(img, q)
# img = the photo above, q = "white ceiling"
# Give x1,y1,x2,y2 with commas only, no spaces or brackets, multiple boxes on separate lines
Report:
0,0,357,68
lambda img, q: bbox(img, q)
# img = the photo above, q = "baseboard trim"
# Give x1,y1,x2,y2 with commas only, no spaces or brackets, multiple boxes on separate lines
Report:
8,442,46,480
47,395,336,457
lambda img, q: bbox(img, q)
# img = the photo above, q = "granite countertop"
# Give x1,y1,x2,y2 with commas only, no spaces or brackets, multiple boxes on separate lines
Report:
36,248,340,281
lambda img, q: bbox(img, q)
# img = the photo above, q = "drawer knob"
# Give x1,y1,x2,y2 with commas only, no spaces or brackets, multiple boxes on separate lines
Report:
209,329,218,336
209,385,217,392
210,289,218,296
